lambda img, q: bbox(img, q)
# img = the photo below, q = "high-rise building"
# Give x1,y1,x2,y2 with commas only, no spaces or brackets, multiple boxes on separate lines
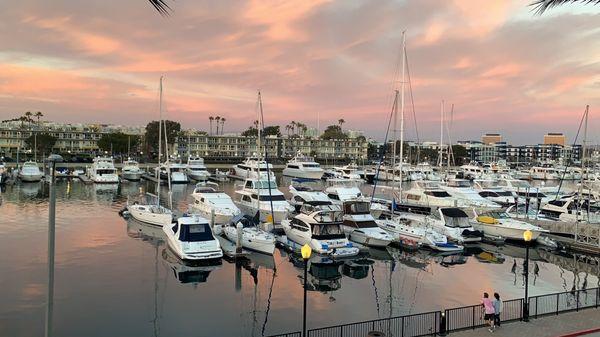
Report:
481,133,502,144
544,133,566,146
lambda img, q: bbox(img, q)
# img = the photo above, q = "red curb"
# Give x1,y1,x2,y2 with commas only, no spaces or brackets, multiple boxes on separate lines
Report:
555,327,600,337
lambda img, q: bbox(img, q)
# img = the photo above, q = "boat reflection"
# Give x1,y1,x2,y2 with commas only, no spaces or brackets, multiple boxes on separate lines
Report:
162,247,222,284
127,218,166,245
342,258,375,279
386,247,430,270
289,253,343,293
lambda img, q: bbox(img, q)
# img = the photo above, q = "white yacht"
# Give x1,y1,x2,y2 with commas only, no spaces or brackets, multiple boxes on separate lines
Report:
473,179,517,206
415,163,441,181
87,157,119,183
377,214,463,252
460,163,487,180
288,183,332,213
282,152,324,180
402,181,465,207
282,203,359,258
18,161,43,182
419,208,483,244
121,158,143,181
472,210,548,241
538,195,600,222
156,158,189,184
530,166,559,180
231,156,275,180
340,200,393,248
325,184,387,219
163,214,223,261
189,182,241,224
234,178,293,225
440,179,501,209
127,193,174,227
222,214,276,255
186,156,210,181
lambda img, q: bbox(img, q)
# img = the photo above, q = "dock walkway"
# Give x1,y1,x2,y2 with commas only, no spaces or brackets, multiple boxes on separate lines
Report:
450,308,599,337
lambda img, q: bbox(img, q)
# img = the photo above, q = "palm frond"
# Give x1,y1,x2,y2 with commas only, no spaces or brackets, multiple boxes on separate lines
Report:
148,0,172,16
530,0,600,14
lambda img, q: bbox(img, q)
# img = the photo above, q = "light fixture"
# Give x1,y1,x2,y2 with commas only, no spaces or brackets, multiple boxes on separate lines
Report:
301,244,312,260
523,229,532,242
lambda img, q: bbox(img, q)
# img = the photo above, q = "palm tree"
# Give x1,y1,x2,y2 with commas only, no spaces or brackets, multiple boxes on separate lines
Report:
215,116,221,135
290,121,296,135
285,124,291,136
148,0,172,16
220,118,226,135
209,116,214,135
530,0,600,14
253,120,259,130
338,118,345,131
34,111,43,128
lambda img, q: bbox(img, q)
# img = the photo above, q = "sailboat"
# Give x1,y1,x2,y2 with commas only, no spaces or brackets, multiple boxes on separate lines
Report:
127,77,173,226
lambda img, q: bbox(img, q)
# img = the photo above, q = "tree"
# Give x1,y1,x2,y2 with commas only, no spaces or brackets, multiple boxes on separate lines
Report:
338,118,345,131
144,120,181,153
34,111,43,125
220,117,226,135
530,0,600,14
263,125,281,137
98,132,140,155
209,116,214,135
320,125,346,140
451,145,468,165
148,0,172,16
25,133,57,157
241,127,258,137
215,116,221,135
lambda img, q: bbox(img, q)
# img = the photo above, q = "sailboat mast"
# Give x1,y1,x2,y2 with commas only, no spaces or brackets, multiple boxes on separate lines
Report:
257,91,262,158
156,76,163,205
438,101,444,167
578,105,589,222
398,31,406,188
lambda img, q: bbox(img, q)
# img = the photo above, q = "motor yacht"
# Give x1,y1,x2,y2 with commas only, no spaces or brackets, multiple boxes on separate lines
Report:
87,157,119,183
231,156,275,180
186,156,210,181
415,162,441,181
377,213,463,252
402,181,465,207
473,179,517,206
121,158,143,181
324,183,387,219
282,152,324,180
332,163,364,181
418,207,483,244
234,178,293,225
281,203,359,258
288,182,332,213
156,157,189,184
340,200,393,248
222,214,276,255
472,210,548,241
189,182,241,224
530,165,559,180
163,214,223,261
18,161,43,182
440,179,501,208
538,195,600,222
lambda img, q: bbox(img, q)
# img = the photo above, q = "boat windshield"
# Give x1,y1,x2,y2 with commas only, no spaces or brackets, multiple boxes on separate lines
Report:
477,181,497,189
179,223,215,242
258,194,287,201
97,169,115,175
424,191,451,198
448,180,471,188
483,211,509,219
311,224,345,239
346,220,378,229
255,180,278,189
343,201,370,215
511,180,530,188
440,208,471,228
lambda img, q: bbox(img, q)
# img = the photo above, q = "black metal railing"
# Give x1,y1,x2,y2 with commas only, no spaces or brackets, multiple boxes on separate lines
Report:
267,287,599,337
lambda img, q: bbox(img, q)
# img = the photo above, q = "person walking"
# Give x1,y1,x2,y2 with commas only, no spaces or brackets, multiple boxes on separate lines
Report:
482,292,495,332
493,292,503,328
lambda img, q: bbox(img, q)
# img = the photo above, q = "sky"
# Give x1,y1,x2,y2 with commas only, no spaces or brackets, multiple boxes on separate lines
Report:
0,0,598,145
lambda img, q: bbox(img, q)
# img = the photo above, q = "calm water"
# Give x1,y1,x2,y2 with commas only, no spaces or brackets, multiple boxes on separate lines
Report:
0,177,598,337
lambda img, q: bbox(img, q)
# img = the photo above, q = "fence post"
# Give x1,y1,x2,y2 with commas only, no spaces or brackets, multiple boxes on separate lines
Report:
339,325,343,337
535,297,538,319
472,306,476,329
519,298,523,321
401,316,404,337
439,311,447,336
576,290,580,312
556,293,559,315
597,288,599,308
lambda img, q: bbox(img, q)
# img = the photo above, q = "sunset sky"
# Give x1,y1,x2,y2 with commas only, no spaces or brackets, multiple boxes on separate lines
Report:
0,0,598,144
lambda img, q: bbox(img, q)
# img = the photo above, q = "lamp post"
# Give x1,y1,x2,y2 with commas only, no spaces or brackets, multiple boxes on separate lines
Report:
523,229,532,322
45,154,63,337
301,244,312,337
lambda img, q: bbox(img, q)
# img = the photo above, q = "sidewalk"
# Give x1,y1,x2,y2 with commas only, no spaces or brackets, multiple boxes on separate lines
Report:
449,308,599,337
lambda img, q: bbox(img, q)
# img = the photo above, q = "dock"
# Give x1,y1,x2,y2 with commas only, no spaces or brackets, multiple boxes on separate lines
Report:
216,236,249,259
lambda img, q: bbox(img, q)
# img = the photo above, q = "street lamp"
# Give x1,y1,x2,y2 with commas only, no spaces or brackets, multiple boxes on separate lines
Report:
523,229,533,322
44,154,63,337
301,244,312,337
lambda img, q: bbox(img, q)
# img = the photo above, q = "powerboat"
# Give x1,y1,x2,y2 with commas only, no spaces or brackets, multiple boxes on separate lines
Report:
127,193,174,227
530,165,559,180
87,157,119,183
233,178,293,225
377,214,463,252
231,156,275,180
325,183,387,219
186,156,210,181
288,182,332,213
189,182,240,224
18,161,43,182
538,195,600,222
472,210,548,241
402,181,465,207
415,162,441,181
440,179,501,209
282,151,324,180
121,158,143,181
156,157,189,184
222,214,276,255
163,214,223,261
473,179,517,206
419,207,483,244
340,200,393,248
281,203,359,258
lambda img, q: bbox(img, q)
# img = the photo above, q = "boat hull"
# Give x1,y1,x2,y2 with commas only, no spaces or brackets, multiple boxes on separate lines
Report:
19,173,43,182
282,168,324,180
122,172,142,181
128,205,173,226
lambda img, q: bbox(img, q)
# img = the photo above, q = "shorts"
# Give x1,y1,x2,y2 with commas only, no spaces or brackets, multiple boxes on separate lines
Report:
484,313,494,321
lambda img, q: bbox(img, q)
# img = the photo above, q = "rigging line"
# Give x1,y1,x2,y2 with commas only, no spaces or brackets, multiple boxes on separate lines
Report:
260,267,277,336
444,104,455,166
555,107,586,200
371,264,381,318
370,92,397,201
258,91,276,222
404,48,421,163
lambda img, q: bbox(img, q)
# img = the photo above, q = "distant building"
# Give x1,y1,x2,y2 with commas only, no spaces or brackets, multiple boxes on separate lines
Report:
481,133,502,145
544,133,566,146
346,129,364,139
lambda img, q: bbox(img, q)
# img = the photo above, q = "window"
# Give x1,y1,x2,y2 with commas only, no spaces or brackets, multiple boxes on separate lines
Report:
178,224,215,242
327,193,339,200
241,195,251,202
258,195,286,201
424,191,451,198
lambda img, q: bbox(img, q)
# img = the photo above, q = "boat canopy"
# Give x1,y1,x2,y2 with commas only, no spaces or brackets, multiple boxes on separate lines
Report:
178,223,215,242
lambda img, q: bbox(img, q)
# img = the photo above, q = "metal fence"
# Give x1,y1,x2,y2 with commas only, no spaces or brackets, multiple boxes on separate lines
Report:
267,287,599,337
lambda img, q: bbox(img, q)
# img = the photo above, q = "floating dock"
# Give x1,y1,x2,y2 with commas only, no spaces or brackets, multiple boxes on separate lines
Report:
216,236,249,259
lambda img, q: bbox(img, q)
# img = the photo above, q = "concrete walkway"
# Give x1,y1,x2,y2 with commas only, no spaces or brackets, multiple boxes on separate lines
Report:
449,308,599,337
